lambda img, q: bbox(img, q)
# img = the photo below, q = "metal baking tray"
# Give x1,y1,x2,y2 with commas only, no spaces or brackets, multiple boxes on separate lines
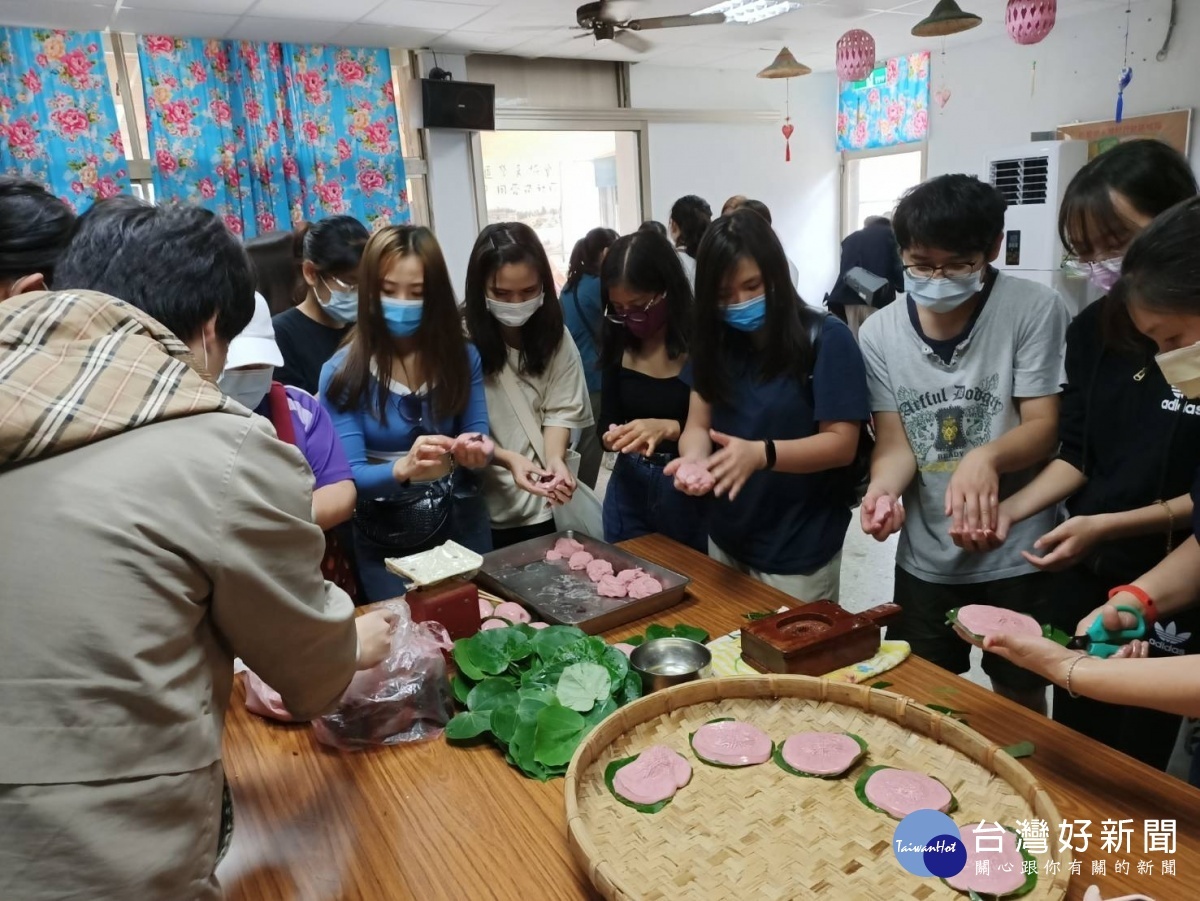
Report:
476,530,691,635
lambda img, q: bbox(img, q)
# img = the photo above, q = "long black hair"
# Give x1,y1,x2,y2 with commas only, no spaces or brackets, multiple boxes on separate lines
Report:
564,227,617,296
464,222,565,378
1118,196,1200,317
669,195,712,259
325,226,469,422
1059,140,1198,355
691,209,819,406
0,176,75,289
599,230,692,369
244,227,307,315
302,215,369,277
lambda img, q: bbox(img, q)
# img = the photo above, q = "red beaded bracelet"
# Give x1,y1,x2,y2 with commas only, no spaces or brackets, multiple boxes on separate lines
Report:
1108,584,1157,626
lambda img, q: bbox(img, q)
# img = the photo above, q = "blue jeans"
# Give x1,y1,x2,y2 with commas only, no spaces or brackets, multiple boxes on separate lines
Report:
602,453,709,553
353,493,492,602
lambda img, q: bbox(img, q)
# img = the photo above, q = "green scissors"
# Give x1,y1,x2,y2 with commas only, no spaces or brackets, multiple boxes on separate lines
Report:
1066,605,1148,658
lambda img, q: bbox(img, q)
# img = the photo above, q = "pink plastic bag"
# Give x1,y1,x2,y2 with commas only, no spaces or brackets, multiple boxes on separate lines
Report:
243,669,294,722
312,601,454,751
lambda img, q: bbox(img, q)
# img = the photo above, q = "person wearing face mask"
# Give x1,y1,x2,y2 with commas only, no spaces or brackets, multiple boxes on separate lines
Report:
665,210,869,600
858,174,1069,714
0,176,75,302
221,294,358,535
273,216,370,394
960,141,1200,767
977,197,1200,787
0,198,397,901
598,230,709,552
320,226,494,602
463,223,594,549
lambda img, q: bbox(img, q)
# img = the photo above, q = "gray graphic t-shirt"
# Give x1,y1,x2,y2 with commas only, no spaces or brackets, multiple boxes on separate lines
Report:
860,271,1069,584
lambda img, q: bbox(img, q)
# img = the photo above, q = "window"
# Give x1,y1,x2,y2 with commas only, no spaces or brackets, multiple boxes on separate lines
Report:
841,148,924,238
479,130,642,283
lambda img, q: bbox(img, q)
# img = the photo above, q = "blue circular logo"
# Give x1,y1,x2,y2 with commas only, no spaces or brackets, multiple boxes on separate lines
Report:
892,810,966,878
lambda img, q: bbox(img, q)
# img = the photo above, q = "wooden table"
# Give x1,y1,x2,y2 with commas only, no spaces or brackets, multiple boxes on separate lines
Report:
219,535,1200,900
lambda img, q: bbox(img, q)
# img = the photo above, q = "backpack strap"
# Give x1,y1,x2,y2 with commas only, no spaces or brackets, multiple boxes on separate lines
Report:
265,381,298,446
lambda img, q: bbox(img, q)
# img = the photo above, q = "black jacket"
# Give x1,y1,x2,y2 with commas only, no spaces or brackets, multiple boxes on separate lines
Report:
1061,299,1200,580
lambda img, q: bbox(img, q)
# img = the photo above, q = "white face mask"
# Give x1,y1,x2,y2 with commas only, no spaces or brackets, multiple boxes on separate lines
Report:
904,270,984,313
218,368,273,411
1156,342,1200,399
487,293,543,327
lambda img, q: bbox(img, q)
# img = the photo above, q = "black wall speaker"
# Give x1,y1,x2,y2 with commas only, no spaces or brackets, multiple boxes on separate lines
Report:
420,79,495,131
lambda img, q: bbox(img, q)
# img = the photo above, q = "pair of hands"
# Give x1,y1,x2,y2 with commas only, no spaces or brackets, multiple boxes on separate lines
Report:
391,433,495,483
981,592,1151,689
354,608,400,670
509,455,576,506
663,430,766,501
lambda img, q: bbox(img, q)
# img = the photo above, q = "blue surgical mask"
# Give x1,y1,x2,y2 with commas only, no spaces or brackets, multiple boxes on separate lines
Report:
904,271,984,313
321,279,359,324
218,368,273,412
381,296,424,337
722,294,767,332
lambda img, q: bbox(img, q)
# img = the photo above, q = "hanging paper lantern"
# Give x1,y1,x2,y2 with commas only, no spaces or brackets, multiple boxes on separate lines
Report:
836,29,876,83
1006,0,1056,46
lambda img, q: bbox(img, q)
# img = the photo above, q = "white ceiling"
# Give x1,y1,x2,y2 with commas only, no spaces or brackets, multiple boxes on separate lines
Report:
6,0,1152,71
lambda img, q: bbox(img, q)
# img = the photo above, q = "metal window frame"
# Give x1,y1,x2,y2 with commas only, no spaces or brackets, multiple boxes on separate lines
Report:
839,142,928,239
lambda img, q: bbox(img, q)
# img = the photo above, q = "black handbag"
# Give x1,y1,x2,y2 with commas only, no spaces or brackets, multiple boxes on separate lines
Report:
353,472,454,552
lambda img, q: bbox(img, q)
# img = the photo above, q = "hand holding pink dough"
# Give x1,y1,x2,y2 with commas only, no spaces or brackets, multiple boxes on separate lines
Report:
491,602,531,624
945,823,1028,896
953,604,1043,647
568,550,595,571
450,432,494,468
691,720,772,766
612,745,693,806
586,559,615,582
871,496,893,529
665,459,716,496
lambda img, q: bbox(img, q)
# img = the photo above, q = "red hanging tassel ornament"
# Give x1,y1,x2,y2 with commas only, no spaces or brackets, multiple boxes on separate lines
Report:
782,121,794,161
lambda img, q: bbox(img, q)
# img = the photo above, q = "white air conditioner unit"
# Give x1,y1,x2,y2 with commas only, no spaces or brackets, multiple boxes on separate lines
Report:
983,140,1090,313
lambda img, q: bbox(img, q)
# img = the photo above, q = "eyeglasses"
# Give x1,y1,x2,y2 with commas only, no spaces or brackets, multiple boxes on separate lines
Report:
395,391,427,429
322,274,358,293
1062,255,1123,279
903,261,981,280
605,293,664,325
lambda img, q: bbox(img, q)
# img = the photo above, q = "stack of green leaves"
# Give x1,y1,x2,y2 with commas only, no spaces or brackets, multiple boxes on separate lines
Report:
444,624,643,781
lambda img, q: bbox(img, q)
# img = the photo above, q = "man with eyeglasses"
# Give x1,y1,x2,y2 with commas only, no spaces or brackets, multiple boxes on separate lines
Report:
856,173,1070,714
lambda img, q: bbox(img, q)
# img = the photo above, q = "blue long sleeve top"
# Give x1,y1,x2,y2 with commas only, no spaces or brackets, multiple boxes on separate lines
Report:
318,344,490,498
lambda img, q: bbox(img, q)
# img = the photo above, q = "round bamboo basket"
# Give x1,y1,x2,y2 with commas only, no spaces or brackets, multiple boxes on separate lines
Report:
565,675,1071,901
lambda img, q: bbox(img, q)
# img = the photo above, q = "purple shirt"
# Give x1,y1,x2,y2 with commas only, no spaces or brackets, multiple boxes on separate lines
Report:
256,386,353,490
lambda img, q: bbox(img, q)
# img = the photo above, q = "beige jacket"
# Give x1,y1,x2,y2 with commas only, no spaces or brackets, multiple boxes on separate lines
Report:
0,290,357,898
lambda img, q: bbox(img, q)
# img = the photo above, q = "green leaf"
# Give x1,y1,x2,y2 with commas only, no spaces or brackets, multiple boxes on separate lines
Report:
618,671,643,705
605,756,674,814
1003,740,1036,759
926,703,968,718
771,733,867,779
583,697,618,729
466,678,518,713
743,611,775,621
531,625,588,662
624,634,645,647
452,639,486,682
944,827,1037,899
473,626,532,667
533,703,587,767
490,704,519,744
556,662,611,712
600,645,630,690
854,766,958,818
450,674,473,706
671,624,709,644
444,711,492,741
869,681,893,690
645,624,673,641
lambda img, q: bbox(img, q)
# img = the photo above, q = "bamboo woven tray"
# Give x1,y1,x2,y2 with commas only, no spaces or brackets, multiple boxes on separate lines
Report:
565,676,1072,901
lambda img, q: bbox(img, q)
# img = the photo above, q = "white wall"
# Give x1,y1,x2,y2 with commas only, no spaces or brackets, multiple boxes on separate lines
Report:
630,65,842,305
928,0,1199,178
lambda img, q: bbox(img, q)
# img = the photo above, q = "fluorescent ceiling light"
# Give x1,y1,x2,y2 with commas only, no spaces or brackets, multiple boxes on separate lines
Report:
693,0,802,24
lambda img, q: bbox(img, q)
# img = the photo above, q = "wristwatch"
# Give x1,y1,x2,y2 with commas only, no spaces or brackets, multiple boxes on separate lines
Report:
763,439,777,471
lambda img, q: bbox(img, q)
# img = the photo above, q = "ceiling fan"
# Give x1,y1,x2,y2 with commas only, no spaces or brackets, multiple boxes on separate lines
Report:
573,1,727,54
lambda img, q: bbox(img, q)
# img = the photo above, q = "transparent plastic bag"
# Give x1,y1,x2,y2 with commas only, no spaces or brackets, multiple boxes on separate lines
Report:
243,669,294,722
312,600,454,751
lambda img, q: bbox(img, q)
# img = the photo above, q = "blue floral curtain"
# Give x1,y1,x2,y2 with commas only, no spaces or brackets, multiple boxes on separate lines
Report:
0,28,130,210
138,36,408,238
837,52,930,152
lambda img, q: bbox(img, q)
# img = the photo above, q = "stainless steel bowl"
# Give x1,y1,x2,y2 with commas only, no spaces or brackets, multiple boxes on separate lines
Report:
629,638,712,693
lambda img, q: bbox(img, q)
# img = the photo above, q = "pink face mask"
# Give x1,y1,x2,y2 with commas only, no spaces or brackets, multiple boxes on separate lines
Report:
1087,258,1123,294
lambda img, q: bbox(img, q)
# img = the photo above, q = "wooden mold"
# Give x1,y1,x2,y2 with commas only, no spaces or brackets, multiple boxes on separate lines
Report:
740,601,902,676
